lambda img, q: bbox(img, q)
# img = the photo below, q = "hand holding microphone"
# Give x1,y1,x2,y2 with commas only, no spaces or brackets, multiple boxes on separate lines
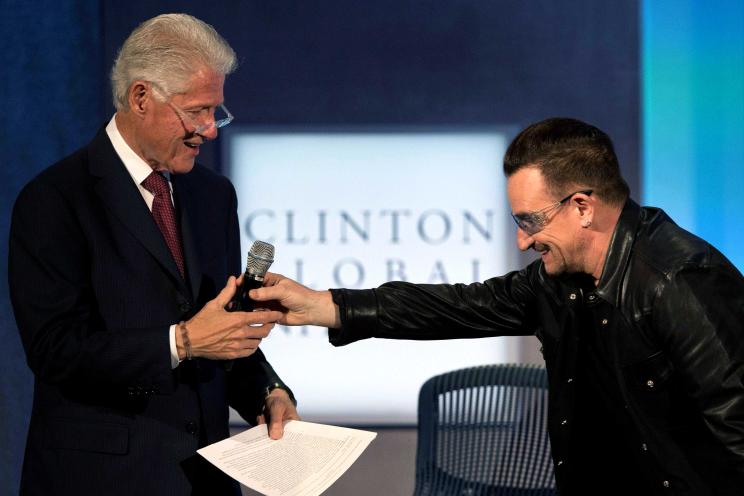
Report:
175,241,281,361
248,272,342,328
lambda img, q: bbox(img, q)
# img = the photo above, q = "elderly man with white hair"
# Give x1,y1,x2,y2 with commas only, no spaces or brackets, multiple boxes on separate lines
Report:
9,13,298,495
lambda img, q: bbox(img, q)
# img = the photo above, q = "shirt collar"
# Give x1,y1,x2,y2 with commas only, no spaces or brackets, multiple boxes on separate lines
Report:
105,115,169,186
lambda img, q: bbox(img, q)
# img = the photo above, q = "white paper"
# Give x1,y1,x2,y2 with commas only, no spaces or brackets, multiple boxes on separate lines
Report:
197,420,377,496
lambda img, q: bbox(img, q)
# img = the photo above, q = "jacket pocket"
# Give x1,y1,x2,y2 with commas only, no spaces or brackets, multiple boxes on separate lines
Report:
44,418,129,455
627,350,674,392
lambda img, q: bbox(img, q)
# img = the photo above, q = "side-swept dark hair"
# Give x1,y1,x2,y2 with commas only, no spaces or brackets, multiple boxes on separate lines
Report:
503,117,630,206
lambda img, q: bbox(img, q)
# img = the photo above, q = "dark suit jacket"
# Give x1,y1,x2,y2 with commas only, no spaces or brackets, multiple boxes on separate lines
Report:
9,128,288,495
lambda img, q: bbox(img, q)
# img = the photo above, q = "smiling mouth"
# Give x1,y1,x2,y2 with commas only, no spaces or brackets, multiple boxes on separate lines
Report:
533,242,549,254
184,142,199,149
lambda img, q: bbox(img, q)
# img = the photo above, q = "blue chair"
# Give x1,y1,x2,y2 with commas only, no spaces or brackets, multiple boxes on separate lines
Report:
414,364,556,496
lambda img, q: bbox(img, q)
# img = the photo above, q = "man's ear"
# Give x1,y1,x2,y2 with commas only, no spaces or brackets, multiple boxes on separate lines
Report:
127,81,151,117
573,191,594,228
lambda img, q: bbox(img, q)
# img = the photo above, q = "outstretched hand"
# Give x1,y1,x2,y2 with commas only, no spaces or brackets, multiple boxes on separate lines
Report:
249,273,341,328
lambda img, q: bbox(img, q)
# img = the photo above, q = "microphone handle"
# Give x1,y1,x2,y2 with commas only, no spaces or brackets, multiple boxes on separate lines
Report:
229,273,264,312
224,273,265,372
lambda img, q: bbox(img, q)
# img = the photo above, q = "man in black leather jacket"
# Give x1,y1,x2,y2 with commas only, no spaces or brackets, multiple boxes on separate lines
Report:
252,118,744,495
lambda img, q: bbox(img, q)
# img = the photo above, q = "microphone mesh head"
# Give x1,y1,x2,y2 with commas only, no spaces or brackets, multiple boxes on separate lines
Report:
245,240,275,277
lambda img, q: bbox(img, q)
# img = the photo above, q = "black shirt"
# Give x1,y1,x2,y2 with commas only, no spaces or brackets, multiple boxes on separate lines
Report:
568,279,644,495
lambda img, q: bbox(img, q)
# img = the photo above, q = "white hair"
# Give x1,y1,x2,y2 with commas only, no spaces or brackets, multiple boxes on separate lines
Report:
110,13,237,110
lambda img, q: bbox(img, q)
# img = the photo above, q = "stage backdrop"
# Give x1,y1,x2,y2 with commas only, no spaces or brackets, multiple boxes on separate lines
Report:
642,0,744,270
4,0,649,492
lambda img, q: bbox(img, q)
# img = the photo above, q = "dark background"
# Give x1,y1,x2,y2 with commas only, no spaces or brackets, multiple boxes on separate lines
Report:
1,1,638,492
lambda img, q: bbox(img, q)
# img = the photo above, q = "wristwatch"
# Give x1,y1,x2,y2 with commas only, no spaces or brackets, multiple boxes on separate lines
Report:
264,382,297,406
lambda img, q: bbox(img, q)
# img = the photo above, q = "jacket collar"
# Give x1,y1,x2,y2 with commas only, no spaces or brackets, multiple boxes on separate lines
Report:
595,198,642,307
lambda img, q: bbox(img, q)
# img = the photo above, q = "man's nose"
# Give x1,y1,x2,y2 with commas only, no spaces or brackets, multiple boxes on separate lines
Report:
198,121,219,141
516,228,534,251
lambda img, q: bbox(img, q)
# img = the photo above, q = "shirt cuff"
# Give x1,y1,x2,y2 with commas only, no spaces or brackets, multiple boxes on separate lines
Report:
169,324,181,369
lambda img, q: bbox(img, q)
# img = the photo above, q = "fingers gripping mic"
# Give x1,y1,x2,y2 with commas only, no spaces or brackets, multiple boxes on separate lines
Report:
230,240,275,312
225,241,274,371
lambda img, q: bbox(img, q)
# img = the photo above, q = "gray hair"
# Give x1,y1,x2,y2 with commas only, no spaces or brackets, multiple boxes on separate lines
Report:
110,13,237,110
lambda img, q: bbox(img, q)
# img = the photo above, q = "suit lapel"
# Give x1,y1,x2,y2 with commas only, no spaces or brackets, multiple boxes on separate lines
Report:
87,129,191,299
172,176,202,301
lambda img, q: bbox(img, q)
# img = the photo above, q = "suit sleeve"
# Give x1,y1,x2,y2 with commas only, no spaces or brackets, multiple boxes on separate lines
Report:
653,264,744,472
9,180,173,390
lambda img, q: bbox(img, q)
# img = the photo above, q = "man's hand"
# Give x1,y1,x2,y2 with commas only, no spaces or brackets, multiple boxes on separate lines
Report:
176,276,283,360
249,273,341,328
257,388,301,440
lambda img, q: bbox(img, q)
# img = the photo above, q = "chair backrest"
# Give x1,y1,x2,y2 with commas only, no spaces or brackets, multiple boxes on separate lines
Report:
414,364,556,496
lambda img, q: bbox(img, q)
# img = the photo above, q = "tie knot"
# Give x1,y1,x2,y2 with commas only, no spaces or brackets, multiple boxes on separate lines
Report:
141,172,170,196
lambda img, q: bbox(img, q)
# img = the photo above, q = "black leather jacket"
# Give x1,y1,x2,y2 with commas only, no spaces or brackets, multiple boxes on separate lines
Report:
329,200,744,495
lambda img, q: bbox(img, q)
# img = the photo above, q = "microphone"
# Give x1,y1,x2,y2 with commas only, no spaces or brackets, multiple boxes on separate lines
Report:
229,240,275,312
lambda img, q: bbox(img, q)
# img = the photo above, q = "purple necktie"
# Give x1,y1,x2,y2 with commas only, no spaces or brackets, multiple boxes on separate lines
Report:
141,172,185,278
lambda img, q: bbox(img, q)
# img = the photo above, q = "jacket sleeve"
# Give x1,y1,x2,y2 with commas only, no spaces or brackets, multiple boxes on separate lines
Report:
653,263,744,471
329,263,540,346
9,179,173,391
227,349,295,422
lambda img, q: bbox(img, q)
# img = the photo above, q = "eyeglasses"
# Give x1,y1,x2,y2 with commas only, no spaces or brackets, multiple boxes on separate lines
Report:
149,82,234,135
511,189,593,235
167,100,233,136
